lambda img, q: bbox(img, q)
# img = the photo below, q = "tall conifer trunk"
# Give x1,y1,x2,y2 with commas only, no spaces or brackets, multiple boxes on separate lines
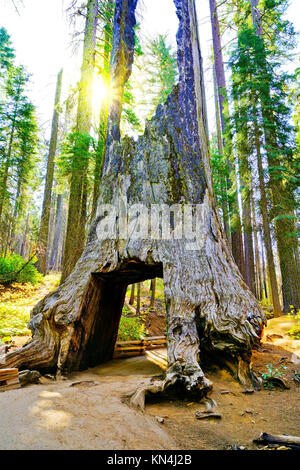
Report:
209,0,245,278
250,0,300,312
37,69,63,274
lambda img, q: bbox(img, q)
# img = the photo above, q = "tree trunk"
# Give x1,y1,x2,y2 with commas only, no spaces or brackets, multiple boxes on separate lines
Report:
254,115,282,316
61,0,99,283
136,282,141,315
0,95,18,224
212,66,230,239
260,232,269,301
20,214,29,259
49,193,64,272
250,183,262,300
150,278,156,309
250,0,300,312
129,283,135,305
209,0,245,275
1,0,265,406
37,69,63,274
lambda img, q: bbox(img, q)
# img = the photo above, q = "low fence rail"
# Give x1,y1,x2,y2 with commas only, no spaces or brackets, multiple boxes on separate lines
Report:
113,336,166,359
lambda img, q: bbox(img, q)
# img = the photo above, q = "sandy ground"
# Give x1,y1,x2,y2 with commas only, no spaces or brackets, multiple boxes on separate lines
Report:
0,316,300,450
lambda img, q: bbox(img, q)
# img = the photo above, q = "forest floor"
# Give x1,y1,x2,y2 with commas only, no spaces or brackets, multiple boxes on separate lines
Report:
0,279,300,450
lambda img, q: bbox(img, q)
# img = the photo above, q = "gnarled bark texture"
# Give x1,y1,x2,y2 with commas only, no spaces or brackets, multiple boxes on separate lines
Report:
1,0,266,405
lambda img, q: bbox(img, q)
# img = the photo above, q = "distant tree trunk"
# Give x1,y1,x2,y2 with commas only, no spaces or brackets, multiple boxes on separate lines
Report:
242,200,256,296
250,184,262,300
150,278,156,309
0,96,18,224
37,69,63,274
20,213,29,259
49,193,64,272
250,0,299,312
260,231,268,301
61,0,98,283
209,0,245,276
136,282,141,315
254,114,282,316
213,67,230,238
129,284,135,305
4,172,23,256
233,92,255,294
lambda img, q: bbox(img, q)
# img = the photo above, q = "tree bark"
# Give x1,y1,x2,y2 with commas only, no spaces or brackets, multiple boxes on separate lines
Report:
1,0,265,405
37,69,63,274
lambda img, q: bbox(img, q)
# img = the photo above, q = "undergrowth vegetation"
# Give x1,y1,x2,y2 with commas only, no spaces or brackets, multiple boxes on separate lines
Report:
0,273,60,345
287,309,300,339
0,254,42,285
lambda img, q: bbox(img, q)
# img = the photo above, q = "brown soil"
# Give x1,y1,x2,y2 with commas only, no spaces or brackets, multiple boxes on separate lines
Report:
1,316,300,450
144,299,166,337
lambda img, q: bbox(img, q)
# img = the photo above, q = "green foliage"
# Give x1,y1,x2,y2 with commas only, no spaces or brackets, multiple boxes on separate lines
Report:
0,302,31,343
287,309,300,339
262,363,287,389
0,27,15,74
57,131,94,179
117,315,145,341
0,273,60,345
0,30,40,255
124,33,178,134
146,34,178,108
0,254,42,284
228,22,298,225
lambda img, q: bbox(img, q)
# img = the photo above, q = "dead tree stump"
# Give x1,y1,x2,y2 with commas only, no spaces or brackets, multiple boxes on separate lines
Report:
1,0,265,405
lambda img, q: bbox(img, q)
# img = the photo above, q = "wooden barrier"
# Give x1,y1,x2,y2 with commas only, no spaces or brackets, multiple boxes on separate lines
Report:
0,368,20,392
113,336,166,359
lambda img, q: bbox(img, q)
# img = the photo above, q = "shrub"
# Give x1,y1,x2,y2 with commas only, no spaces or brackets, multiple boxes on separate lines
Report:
117,315,145,341
287,309,300,339
0,254,42,285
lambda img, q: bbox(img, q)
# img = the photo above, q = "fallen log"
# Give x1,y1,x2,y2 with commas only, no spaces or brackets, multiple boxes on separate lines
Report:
254,432,300,449
195,411,222,420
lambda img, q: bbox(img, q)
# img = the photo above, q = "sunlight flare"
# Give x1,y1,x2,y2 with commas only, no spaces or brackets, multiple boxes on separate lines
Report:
92,74,110,116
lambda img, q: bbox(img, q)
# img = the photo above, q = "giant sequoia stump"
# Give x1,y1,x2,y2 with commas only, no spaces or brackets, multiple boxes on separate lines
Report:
1,0,266,405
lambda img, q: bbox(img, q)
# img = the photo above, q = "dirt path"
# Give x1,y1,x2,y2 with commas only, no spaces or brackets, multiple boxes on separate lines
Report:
0,316,299,450
0,357,177,450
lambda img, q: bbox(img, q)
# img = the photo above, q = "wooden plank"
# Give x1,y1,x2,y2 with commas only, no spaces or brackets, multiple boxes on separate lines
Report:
0,368,18,377
0,368,20,392
116,340,144,346
143,336,166,341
